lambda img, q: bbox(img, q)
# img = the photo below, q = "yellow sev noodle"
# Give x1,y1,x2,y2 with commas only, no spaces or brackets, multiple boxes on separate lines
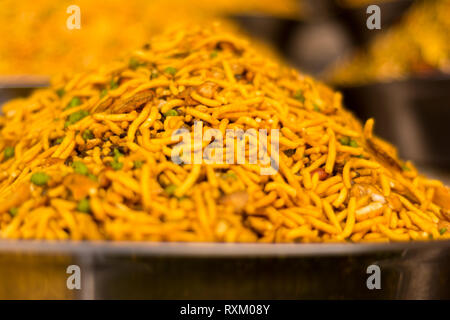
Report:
0,22,449,242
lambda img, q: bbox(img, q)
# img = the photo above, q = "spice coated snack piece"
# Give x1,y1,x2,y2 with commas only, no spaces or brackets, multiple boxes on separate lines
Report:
0,22,449,242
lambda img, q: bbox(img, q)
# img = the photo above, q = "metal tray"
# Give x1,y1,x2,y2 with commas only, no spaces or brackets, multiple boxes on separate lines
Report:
0,240,449,299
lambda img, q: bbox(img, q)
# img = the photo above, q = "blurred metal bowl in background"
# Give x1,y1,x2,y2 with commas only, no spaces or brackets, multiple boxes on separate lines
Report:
338,75,450,170
0,76,49,106
231,14,353,76
231,14,302,55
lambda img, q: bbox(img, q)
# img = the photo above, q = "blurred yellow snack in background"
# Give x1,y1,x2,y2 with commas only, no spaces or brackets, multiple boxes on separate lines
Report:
329,0,450,84
0,0,301,76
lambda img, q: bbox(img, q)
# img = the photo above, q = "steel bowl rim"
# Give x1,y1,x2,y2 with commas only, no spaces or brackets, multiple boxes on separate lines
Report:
0,239,449,257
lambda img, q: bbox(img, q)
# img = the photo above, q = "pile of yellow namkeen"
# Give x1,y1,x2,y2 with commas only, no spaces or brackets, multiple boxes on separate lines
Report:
0,23,449,242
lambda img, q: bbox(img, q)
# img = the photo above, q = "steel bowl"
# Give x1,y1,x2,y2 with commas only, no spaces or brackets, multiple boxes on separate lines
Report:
0,240,449,299
337,75,450,169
